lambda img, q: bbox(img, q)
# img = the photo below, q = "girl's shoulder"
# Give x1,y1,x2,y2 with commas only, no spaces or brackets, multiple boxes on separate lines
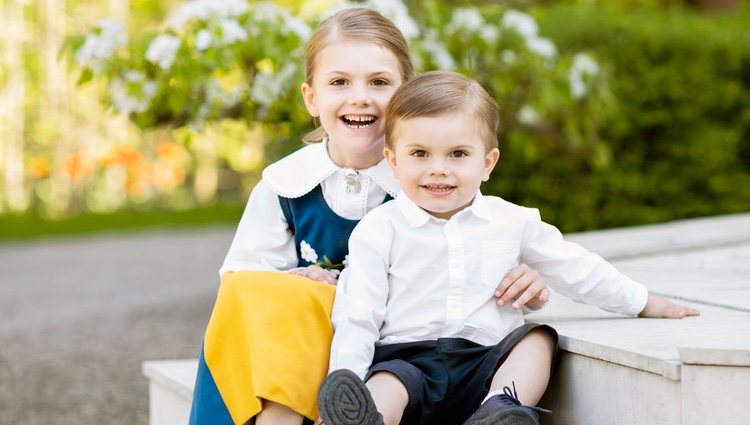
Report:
261,142,336,198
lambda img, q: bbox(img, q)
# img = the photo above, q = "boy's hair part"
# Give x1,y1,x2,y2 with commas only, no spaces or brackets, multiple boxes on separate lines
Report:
385,71,500,151
303,7,416,143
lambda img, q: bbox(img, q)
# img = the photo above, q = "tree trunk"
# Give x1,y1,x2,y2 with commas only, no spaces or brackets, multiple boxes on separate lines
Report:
1,0,28,212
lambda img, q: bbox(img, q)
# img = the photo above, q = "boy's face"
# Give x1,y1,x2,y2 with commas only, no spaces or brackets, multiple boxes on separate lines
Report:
301,40,403,169
384,112,499,220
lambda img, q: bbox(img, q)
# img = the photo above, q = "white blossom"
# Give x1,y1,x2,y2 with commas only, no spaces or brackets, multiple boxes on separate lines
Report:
328,269,341,278
479,25,500,44
251,62,298,108
219,19,248,44
501,50,517,64
282,14,312,41
109,71,156,114
300,240,318,264
501,10,539,40
526,37,557,59
569,53,600,99
75,19,127,71
445,8,484,35
195,29,213,51
167,0,250,30
363,0,420,39
146,34,181,70
517,105,541,125
421,30,456,70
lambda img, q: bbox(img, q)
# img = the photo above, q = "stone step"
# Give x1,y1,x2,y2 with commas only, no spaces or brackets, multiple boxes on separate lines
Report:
142,213,750,424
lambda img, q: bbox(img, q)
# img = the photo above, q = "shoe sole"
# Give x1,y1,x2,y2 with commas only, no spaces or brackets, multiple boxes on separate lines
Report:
469,407,539,425
317,369,382,425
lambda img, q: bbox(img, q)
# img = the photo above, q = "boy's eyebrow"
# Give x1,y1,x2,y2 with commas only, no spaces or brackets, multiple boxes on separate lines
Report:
402,143,477,150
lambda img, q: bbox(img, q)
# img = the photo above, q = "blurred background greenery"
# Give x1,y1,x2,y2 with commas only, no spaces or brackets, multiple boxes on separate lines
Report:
1,0,748,240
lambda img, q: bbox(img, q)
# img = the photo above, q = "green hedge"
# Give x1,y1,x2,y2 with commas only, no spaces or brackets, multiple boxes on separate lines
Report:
485,5,750,232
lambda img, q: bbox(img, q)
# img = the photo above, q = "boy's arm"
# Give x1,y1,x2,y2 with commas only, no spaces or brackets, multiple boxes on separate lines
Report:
329,217,392,379
520,209,699,318
638,293,700,318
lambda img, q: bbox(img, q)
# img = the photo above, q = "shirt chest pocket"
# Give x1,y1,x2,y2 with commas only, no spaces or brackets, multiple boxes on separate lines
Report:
479,240,521,288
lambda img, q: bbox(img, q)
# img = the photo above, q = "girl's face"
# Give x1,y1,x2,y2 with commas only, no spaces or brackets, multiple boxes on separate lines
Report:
302,40,403,169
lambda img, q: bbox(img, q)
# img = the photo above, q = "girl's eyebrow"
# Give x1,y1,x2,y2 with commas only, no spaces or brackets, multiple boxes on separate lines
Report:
323,70,397,78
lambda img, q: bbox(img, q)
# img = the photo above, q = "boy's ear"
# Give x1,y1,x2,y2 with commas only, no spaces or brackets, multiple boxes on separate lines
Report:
384,146,398,171
301,82,319,117
482,147,500,181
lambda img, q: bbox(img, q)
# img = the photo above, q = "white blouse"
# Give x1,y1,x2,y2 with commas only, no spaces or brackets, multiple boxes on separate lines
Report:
220,140,400,276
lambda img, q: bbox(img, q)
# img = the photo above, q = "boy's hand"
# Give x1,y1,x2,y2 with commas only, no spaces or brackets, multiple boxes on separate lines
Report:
495,263,550,310
638,293,700,318
290,265,337,285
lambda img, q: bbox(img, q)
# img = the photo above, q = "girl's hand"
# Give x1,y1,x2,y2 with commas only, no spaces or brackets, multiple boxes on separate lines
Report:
638,293,700,318
290,265,338,285
495,263,550,310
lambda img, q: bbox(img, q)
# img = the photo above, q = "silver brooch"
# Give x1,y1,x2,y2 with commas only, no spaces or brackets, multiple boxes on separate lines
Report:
344,168,362,194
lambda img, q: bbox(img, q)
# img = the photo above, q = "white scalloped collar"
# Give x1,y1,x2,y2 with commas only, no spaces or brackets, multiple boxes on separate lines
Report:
262,140,400,199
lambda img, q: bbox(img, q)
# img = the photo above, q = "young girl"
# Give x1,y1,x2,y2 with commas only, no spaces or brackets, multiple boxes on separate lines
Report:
189,8,549,425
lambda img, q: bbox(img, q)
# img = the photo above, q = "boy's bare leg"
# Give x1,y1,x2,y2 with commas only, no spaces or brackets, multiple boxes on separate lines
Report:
255,399,304,425
488,328,555,406
366,371,409,425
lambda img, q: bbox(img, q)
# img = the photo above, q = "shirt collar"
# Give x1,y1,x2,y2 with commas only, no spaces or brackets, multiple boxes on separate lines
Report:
396,190,492,228
262,139,400,198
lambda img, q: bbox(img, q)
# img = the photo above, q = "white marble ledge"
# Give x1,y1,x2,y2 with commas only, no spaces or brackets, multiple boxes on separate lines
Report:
680,347,750,366
565,213,750,260
142,359,197,399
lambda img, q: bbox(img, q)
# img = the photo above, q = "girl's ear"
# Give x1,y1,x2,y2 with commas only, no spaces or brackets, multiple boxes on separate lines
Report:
482,147,500,181
301,82,319,117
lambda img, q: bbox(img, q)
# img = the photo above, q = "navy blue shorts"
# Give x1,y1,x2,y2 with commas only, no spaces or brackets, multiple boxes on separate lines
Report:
365,323,558,425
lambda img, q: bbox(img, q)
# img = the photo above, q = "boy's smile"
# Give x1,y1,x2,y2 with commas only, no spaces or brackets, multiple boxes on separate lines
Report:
385,112,499,220
301,40,403,169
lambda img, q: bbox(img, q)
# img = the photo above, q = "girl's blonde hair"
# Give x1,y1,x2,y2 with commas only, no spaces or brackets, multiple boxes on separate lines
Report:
302,7,416,143
385,71,500,151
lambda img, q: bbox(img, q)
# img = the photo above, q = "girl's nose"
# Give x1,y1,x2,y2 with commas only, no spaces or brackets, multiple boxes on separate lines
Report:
349,86,373,106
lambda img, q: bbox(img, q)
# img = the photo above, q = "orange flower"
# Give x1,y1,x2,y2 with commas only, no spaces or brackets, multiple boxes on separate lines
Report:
28,156,50,179
156,142,186,166
153,162,186,190
61,152,95,181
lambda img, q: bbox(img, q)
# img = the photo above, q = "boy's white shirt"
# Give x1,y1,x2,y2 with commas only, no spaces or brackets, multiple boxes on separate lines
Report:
329,191,650,380
220,140,400,276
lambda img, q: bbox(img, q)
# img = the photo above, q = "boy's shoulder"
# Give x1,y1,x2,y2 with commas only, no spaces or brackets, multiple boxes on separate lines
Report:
261,143,334,198
481,195,541,222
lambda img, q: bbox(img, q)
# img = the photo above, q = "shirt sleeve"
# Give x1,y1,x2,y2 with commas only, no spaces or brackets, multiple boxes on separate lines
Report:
328,214,392,380
520,209,649,316
219,179,298,276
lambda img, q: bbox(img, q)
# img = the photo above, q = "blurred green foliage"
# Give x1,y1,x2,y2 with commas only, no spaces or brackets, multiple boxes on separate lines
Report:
485,3,750,231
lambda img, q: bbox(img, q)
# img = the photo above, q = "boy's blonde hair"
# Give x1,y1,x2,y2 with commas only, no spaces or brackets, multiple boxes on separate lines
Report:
385,71,500,151
302,7,416,143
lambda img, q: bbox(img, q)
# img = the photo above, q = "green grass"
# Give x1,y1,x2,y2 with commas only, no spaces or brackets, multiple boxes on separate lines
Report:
0,204,245,241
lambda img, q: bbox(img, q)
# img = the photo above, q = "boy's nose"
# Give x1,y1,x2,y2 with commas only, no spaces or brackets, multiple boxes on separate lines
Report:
428,159,449,176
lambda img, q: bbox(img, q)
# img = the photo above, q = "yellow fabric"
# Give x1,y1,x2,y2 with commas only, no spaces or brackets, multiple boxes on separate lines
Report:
204,271,336,423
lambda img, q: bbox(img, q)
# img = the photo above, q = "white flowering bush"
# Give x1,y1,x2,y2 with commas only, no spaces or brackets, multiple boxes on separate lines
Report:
65,0,613,213
68,0,311,130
